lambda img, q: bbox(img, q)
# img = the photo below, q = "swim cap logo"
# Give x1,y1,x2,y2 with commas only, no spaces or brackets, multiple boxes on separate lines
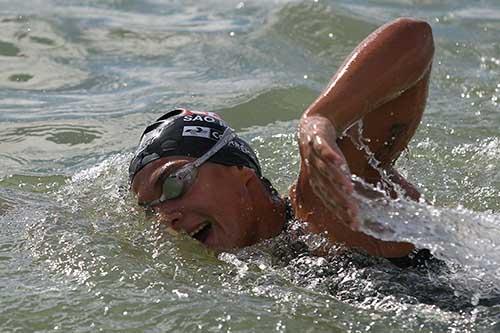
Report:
183,114,228,127
182,126,211,138
129,109,262,181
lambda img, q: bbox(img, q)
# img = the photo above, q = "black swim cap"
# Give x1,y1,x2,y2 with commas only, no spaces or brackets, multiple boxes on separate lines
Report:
129,109,262,182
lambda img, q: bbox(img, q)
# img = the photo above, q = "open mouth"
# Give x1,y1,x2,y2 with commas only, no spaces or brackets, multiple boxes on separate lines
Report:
189,221,212,244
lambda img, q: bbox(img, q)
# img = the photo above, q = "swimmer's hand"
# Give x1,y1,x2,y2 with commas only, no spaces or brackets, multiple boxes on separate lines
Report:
299,115,360,230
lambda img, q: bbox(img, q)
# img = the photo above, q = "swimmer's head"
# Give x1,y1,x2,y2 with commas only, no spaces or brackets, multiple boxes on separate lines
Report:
129,109,262,183
130,109,285,251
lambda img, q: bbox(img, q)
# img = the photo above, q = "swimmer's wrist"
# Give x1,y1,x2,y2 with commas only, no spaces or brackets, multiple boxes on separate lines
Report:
300,114,341,139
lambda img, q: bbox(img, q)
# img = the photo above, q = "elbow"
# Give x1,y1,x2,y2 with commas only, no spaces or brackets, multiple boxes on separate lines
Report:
395,17,434,58
386,17,434,72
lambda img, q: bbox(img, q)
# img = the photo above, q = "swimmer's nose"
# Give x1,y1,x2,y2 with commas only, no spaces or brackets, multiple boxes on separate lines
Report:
158,211,183,230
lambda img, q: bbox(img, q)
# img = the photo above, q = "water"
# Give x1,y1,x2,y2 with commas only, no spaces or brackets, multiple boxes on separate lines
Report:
0,0,499,332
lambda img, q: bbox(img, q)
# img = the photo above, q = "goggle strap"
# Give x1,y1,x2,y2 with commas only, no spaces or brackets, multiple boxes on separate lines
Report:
138,127,236,208
192,127,236,168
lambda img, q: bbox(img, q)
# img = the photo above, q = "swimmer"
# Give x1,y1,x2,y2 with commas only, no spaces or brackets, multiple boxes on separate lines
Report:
130,18,434,262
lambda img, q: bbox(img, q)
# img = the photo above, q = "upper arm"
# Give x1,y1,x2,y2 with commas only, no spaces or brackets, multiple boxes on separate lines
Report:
304,18,434,134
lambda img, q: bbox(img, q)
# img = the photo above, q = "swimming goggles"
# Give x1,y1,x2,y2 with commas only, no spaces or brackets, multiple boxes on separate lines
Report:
139,127,236,208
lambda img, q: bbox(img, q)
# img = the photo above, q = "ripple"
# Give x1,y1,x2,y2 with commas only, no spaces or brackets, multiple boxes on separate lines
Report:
82,27,196,57
454,7,500,21
271,2,376,61
215,86,316,130
0,124,103,146
0,1,499,332
0,15,88,90
8,73,33,82
0,174,67,194
0,195,15,214
0,39,20,56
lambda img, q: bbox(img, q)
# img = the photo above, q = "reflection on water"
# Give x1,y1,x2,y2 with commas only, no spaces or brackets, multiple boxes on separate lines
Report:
0,174,67,193
0,39,21,56
0,15,88,90
0,0,499,332
272,3,375,64
216,87,316,130
1,124,102,145
83,27,195,57
8,73,34,82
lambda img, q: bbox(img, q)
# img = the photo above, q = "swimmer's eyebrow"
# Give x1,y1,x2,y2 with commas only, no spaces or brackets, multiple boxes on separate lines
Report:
150,161,185,188
137,162,181,207
136,160,188,207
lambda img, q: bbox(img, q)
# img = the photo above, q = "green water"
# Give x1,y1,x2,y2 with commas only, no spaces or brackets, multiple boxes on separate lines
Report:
0,1,499,332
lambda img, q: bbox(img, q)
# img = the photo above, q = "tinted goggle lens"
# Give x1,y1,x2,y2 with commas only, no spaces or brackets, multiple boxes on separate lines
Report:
139,127,235,208
162,176,186,200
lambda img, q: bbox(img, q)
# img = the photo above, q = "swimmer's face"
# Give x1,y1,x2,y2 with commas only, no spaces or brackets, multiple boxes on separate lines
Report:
132,157,277,251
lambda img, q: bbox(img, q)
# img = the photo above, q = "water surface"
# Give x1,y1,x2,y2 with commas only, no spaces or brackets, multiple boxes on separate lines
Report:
1,0,499,332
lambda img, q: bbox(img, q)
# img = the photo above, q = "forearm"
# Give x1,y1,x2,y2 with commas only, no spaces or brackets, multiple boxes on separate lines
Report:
304,18,434,134
387,167,423,202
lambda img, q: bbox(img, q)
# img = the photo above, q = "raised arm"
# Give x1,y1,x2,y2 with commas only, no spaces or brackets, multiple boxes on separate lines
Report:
304,17,434,133
293,18,434,258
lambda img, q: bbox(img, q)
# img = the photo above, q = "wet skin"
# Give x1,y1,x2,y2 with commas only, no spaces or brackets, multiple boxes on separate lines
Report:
133,17,434,258
292,18,433,257
132,157,285,251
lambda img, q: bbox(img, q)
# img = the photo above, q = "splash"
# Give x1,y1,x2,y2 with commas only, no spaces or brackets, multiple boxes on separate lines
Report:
337,121,500,310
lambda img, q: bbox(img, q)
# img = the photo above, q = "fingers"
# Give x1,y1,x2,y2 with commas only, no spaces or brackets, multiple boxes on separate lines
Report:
307,144,360,230
309,135,353,191
298,115,361,230
308,152,353,207
311,134,343,165
309,168,360,230
309,152,352,195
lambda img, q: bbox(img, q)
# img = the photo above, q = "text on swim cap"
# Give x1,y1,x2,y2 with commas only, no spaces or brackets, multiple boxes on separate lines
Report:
183,115,228,127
